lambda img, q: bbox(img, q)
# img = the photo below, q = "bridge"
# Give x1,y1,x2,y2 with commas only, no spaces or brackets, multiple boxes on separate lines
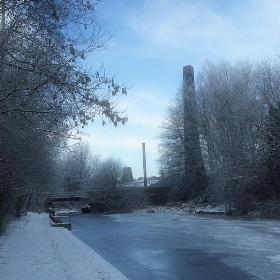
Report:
45,186,174,213
46,191,87,202
45,191,89,231
45,191,88,212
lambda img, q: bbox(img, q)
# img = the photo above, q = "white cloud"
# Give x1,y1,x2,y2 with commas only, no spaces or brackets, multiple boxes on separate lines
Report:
118,88,170,127
127,0,280,61
128,1,235,49
86,128,158,152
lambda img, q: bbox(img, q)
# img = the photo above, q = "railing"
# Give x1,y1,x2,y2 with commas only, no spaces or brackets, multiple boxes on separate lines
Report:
49,212,71,231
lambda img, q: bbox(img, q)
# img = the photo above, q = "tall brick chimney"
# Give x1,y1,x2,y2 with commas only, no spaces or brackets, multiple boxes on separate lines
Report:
183,65,206,185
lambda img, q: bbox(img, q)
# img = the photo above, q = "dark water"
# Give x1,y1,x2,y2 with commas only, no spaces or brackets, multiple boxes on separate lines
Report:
70,214,258,280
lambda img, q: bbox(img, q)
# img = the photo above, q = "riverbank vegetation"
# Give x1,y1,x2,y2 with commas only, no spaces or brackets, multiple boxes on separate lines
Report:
0,0,128,234
158,58,280,216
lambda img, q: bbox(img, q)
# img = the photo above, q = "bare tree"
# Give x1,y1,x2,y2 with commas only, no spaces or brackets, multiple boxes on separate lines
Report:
93,157,124,190
0,0,128,134
59,143,100,193
158,60,267,208
196,60,266,210
0,0,128,232
157,90,185,176
197,60,262,171
254,56,280,200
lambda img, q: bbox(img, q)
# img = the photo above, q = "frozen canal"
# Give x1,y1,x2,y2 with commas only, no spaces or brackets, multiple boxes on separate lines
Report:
71,213,280,280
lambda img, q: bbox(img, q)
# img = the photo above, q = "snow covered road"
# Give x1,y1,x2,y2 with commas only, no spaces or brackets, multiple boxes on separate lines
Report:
0,213,128,280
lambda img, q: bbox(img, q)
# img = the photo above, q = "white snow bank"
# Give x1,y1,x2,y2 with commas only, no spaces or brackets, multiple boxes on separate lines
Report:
0,212,128,280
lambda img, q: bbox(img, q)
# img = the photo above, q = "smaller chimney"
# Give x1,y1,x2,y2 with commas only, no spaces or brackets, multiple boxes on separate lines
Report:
122,167,134,183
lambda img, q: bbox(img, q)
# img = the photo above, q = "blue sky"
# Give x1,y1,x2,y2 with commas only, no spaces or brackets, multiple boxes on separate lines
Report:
83,0,280,179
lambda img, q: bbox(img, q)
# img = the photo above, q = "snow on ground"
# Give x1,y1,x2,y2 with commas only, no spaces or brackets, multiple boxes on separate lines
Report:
0,212,128,280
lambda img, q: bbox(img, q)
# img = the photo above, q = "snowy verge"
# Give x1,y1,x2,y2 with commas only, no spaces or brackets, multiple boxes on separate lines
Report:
0,212,128,280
